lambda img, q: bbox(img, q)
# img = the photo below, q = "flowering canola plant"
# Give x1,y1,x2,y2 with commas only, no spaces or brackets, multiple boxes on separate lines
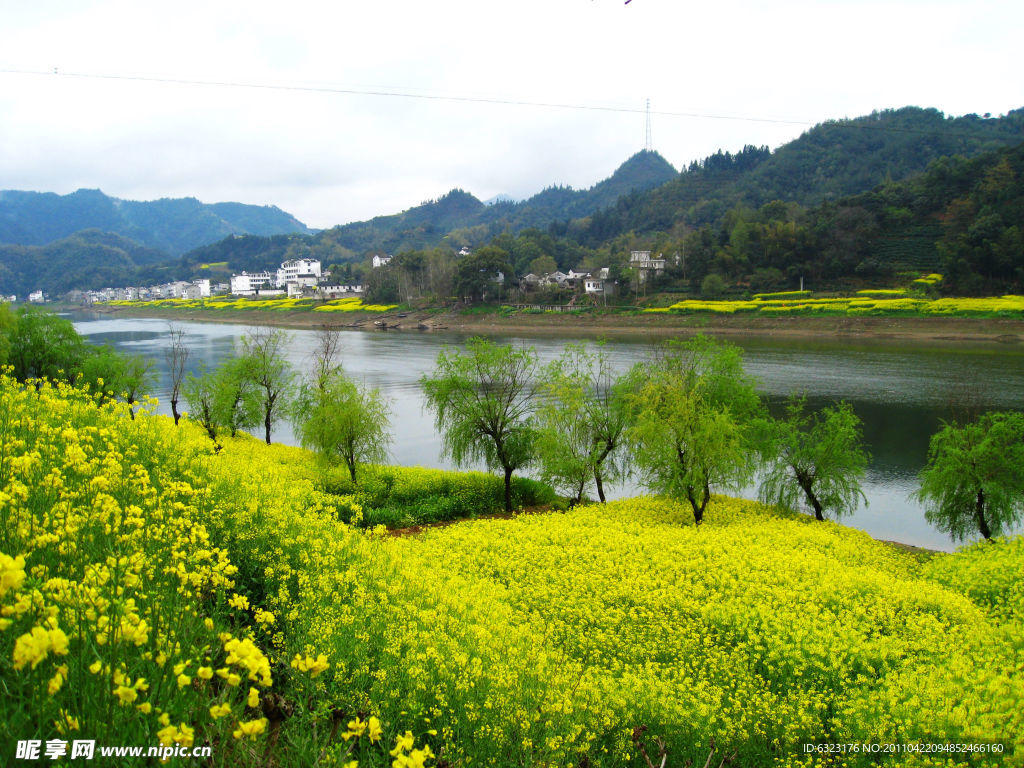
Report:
0,374,430,766
104,296,399,313
654,294,1024,318
2,372,1021,766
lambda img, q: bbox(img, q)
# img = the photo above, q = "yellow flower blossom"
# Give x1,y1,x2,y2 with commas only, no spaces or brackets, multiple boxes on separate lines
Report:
54,710,80,734
290,652,330,677
389,730,415,757
0,553,27,597
228,594,250,610
368,716,383,743
232,717,268,740
113,685,138,705
12,625,68,670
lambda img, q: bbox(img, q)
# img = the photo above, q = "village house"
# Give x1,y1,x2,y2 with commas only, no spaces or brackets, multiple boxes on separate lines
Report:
630,251,667,283
584,268,613,295
229,271,275,296
314,284,365,299
518,273,541,292
540,271,571,288
276,258,321,290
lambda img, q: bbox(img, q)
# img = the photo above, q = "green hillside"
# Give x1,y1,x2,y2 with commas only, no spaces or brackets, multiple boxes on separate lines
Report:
654,137,1024,295
0,230,169,297
0,188,313,257
577,107,1024,244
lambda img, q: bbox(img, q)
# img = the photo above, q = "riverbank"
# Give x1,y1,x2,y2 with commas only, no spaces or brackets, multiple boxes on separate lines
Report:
87,302,1024,346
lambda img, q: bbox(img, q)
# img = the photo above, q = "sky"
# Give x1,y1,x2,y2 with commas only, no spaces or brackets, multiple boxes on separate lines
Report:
1,0,1021,230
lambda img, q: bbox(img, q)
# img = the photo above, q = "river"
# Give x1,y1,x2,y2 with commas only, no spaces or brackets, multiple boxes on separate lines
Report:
69,312,1024,552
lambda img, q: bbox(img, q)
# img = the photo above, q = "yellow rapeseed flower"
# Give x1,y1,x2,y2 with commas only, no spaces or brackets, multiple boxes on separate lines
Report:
232,717,268,740
0,553,27,597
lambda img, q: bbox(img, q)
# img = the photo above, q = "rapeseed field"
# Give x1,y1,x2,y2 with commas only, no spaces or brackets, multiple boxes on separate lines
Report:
1,373,1020,766
657,294,1024,317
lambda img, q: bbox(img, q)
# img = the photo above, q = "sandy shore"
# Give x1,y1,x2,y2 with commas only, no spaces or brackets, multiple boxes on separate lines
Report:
88,304,1024,347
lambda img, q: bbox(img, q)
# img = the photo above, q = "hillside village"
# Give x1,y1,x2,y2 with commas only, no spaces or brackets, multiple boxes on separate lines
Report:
54,257,365,305
23,248,639,307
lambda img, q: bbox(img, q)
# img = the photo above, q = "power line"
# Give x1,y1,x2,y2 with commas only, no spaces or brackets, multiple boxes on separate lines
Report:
0,66,813,128
0,67,1018,143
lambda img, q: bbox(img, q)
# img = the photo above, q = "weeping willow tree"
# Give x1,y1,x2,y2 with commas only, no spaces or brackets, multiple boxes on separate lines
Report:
533,343,629,504
421,337,536,513
757,396,869,522
294,327,391,483
915,411,1024,541
627,335,763,525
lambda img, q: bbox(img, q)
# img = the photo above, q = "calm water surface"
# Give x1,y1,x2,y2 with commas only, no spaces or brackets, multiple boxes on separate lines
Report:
70,312,1024,552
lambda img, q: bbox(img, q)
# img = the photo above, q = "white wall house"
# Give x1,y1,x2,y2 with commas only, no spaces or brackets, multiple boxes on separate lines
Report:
371,254,392,269
28,290,45,303
314,284,364,298
276,258,321,289
630,251,667,283
230,271,275,296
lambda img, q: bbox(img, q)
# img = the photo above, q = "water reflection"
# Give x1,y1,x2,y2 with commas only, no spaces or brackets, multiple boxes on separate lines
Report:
71,312,1024,551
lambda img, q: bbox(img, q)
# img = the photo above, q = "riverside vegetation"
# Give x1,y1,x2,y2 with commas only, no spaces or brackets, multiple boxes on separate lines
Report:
1,308,1023,766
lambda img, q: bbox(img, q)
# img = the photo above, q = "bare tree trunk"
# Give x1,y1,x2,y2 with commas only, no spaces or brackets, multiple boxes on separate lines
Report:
165,325,188,426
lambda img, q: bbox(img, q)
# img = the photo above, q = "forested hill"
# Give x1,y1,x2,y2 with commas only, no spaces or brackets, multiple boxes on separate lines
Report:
313,150,679,255
0,188,314,256
574,107,1024,244
185,108,1022,276
0,230,170,297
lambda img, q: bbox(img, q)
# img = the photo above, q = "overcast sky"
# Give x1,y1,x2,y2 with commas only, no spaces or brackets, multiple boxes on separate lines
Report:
1,0,1021,230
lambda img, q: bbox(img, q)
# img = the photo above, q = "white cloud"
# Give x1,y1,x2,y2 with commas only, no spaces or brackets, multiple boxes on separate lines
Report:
1,0,1021,230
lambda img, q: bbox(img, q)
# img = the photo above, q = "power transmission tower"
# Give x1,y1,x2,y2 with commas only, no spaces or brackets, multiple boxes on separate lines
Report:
644,98,653,152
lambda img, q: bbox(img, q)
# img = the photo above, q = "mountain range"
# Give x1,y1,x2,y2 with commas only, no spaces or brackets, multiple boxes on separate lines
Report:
1,105,1022,297
0,189,313,257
